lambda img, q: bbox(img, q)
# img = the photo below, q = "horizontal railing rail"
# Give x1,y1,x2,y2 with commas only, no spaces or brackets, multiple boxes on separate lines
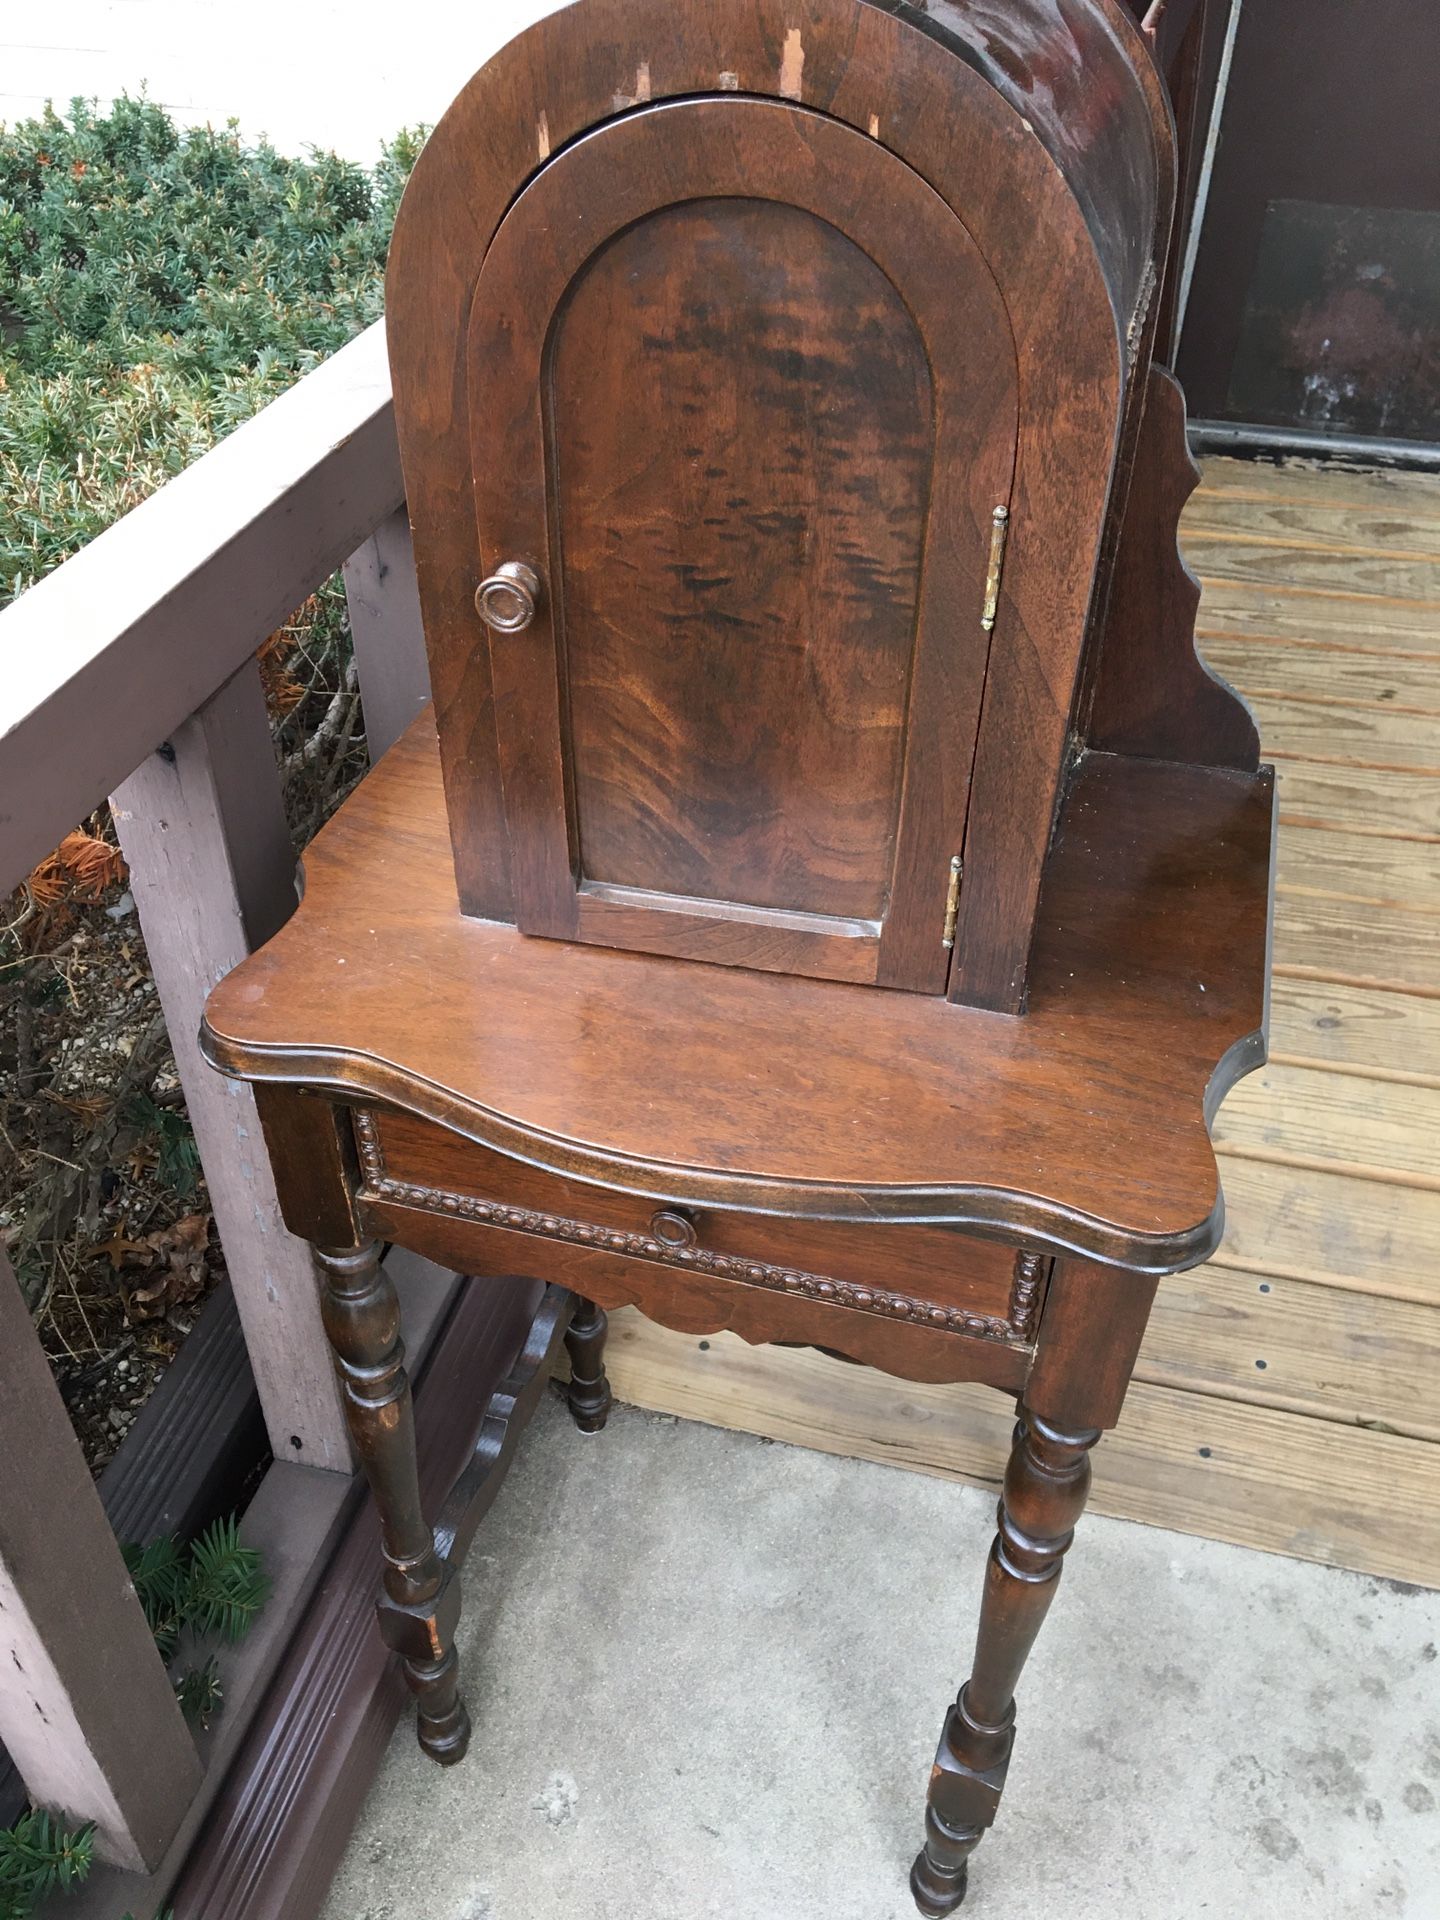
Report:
0,318,438,1879
0,320,402,898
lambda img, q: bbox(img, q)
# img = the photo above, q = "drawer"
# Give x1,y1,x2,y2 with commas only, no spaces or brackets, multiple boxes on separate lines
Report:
353,1105,1047,1348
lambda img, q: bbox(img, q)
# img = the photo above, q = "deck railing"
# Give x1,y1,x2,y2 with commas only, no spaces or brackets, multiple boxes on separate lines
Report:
0,319,436,1878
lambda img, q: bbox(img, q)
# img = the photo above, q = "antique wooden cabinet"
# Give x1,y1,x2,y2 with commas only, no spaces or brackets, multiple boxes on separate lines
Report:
202,1,1275,1910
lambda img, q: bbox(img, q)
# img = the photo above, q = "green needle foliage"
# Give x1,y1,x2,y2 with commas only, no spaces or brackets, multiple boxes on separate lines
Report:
173,1654,224,1730
0,1519,264,1914
0,1812,94,1920
125,1514,269,1643
0,94,420,604
121,1530,190,1658
123,1513,269,1721
183,1514,270,1644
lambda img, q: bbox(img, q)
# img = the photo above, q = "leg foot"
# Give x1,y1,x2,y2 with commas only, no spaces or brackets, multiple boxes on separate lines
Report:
409,1648,472,1764
564,1296,613,1432
912,1407,1098,1912
910,1807,974,1914
318,1241,470,1766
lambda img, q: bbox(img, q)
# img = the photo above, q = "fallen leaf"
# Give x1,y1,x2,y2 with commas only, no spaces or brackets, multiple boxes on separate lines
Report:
91,1228,154,1270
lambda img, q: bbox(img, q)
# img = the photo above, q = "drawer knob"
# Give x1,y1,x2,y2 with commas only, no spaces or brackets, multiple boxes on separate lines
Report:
650,1208,697,1251
475,560,541,633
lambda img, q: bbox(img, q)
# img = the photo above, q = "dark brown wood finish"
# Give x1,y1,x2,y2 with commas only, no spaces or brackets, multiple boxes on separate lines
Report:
1086,368,1261,768
913,1256,1159,1911
199,5,1277,1911
389,0,1164,1013
470,97,1017,990
165,1277,548,1920
561,1299,614,1435
358,1107,1039,1333
206,718,1272,1267
315,1240,471,1765
913,1406,1102,1914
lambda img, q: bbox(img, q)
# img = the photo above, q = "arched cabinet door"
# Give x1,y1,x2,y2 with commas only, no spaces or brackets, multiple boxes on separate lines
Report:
468,97,1018,993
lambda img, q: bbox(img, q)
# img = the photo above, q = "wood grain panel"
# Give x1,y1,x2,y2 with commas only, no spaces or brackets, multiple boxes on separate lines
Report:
553,197,931,921
592,1310,1440,1585
468,97,1019,992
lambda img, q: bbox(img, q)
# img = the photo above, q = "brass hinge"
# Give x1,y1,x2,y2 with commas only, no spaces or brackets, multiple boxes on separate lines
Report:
941,854,963,949
981,504,1010,632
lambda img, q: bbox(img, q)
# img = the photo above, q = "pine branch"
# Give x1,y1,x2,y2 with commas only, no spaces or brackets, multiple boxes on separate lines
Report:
183,1515,270,1644
0,1812,94,1920
174,1656,224,1729
121,1533,188,1658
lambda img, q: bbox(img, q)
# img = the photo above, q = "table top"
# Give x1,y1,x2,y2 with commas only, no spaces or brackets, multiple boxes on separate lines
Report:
203,716,1274,1271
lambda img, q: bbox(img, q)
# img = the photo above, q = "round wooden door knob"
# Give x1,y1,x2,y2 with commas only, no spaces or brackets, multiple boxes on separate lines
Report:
475,560,541,632
650,1208,698,1250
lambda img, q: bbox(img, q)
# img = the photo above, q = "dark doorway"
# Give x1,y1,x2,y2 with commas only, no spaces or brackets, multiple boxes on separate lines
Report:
1177,0,1440,452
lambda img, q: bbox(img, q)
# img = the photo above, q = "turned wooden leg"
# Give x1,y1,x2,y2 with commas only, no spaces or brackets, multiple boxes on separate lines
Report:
563,1295,613,1433
911,1407,1100,1915
317,1242,471,1764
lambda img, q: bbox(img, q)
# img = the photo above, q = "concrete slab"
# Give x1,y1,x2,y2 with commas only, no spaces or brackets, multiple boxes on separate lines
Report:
321,1398,1440,1920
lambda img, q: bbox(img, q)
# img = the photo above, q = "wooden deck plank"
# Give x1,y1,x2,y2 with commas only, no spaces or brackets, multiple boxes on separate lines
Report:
1214,1062,1439,1183
599,1311,1440,1586
1268,975,1440,1079
1242,689,1440,771
1275,821,1440,912
1189,457,1440,527
1137,1266,1440,1443
1184,494,1440,558
1266,757,1440,839
1199,636,1440,713
1214,1155,1439,1304
1272,887,1440,991
1183,537,1440,604
1192,585,1440,651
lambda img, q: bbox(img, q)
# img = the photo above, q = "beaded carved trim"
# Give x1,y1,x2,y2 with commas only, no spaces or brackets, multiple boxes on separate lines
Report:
1126,258,1159,366
1008,1251,1046,1343
353,1109,1043,1348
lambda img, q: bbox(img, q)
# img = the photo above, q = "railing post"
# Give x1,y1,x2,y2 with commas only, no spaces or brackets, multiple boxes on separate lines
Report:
110,662,352,1471
0,1248,202,1868
343,507,432,760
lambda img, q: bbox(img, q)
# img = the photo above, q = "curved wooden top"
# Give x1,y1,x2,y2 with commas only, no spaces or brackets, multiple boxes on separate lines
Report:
203,720,1275,1273
883,0,1170,323
383,0,1174,1013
